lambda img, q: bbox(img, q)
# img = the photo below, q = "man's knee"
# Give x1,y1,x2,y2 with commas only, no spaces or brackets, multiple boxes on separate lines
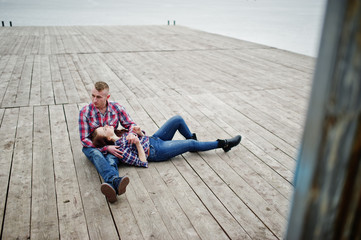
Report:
105,153,119,166
82,147,103,161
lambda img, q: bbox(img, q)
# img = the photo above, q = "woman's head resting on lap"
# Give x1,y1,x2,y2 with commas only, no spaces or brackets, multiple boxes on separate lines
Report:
90,125,127,148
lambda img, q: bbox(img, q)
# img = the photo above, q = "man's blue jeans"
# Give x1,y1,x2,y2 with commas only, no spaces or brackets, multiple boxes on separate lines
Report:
82,147,120,187
147,115,219,162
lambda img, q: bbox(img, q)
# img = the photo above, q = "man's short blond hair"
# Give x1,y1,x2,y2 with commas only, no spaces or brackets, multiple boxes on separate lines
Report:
94,81,109,91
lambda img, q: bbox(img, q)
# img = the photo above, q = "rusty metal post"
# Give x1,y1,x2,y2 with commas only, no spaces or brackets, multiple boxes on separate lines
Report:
286,0,361,239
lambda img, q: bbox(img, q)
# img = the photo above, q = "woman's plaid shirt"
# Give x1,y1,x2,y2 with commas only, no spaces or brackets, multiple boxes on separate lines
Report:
115,131,150,168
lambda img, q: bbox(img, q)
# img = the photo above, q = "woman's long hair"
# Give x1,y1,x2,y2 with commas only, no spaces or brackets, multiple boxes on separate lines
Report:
90,128,128,148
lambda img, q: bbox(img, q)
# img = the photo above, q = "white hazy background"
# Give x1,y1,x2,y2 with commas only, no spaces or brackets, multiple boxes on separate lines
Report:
0,0,327,57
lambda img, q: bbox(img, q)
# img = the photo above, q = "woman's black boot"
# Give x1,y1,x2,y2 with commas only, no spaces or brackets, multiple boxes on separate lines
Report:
217,135,242,152
191,133,198,141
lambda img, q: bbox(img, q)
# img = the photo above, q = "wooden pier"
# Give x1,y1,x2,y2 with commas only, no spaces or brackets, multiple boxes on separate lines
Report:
0,25,315,239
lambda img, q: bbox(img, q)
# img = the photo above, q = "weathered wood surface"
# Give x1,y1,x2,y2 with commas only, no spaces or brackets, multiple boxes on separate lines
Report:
0,25,315,239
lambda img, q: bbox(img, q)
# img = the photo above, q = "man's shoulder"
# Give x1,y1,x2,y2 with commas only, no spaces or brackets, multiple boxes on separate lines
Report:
108,101,125,111
79,103,93,115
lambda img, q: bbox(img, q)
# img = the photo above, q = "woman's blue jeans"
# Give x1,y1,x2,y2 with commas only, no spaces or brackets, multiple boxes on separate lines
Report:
82,147,120,188
147,115,219,162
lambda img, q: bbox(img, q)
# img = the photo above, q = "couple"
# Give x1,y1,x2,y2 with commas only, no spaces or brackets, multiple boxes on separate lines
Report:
79,81,242,203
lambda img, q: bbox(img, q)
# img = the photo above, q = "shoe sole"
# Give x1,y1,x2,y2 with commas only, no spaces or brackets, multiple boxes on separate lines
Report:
117,176,130,195
101,183,117,203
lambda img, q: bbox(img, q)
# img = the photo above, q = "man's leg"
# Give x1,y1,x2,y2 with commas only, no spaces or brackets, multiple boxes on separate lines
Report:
82,147,119,184
104,153,129,194
82,147,129,203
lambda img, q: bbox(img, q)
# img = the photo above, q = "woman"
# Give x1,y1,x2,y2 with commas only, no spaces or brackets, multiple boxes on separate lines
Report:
90,115,242,167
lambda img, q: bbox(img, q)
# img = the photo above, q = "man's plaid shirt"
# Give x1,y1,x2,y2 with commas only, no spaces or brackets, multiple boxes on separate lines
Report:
79,101,136,153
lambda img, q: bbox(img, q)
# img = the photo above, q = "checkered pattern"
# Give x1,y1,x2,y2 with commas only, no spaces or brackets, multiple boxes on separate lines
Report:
79,101,136,153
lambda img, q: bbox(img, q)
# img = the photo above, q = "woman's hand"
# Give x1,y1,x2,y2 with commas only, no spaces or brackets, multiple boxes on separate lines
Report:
107,145,123,158
133,126,143,136
133,136,140,144
126,133,139,144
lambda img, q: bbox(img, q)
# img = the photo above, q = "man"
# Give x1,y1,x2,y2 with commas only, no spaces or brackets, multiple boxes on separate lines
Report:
79,81,138,203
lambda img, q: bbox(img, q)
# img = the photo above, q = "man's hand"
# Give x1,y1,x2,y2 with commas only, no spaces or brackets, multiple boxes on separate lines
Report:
126,133,139,144
107,145,123,158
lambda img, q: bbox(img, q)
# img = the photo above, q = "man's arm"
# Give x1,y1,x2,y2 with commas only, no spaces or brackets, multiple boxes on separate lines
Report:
114,102,140,144
79,106,108,153
114,102,137,132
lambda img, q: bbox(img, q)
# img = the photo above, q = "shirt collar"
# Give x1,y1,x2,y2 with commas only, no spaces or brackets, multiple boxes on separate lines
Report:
91,101,110,115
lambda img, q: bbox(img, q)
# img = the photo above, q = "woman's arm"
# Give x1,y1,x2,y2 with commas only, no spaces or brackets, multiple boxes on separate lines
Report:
134,137,147,162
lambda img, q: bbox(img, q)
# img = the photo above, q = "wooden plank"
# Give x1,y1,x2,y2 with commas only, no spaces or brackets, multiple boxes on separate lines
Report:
231,93,303,147
0,108,19,235
150,96,281,239
107,53,155,98
134,51,182,97
29,55,41,105
15,34,30,56
195,93,295,179
64,54,89,102
0,55,12,105
49,105,89,239
173,97,288,239
40,55,55,105
70,54,94,96
0,55,10,74
57,55,81,103
0,25,317,239
216,92,298,157
55,34,66,54
0,109,4,124
137,98,231,239
158,50,243,95
64,103,120,240
8,34,26,56
31,35,40,55
23,35,36,56
49,34,59,55
119,167,173,240
180,94,293,196
1,56,26,108
154,161,230,240
2,107,33,239
122,99,202,240
85,53,127,102
14,55,34,107
111,52,168,98
31,106,59,239
49,55,68,104
94,53,138,100
139,166,201,239
119,96,197,240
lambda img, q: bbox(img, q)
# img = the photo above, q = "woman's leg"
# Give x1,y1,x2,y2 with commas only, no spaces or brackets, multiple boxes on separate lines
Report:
152,115,193,140
148,139,219,162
